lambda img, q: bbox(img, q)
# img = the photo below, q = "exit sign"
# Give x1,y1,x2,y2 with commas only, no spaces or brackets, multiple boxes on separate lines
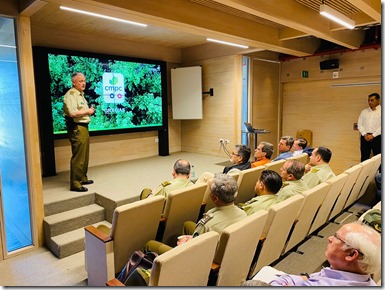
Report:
301,70,309,78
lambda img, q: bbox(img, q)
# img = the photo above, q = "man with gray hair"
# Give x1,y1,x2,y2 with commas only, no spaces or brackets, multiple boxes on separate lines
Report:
189,173,247,237
243,222,381,286
144,173,246,253
63,72,95,192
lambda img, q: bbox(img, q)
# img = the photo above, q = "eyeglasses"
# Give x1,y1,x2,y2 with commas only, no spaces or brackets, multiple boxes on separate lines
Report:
231,152,240,156
333,233,364,256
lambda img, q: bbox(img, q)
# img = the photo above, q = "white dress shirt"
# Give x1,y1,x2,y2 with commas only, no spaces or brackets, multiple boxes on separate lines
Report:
357,105,381,137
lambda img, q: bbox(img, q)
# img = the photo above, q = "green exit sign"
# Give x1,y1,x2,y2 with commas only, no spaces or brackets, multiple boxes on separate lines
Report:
301,70,309,78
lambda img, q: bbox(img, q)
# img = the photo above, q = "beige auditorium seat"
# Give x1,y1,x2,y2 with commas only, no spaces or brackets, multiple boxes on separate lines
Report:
357,154,381,200
264,159,286,174
213,210,269,286
160,183,207,246
343,158,375,210
234,166,264,205
202,172,240,213
286,153,309,165
282,182,331,254
328,164,362,220
308,173,348,234
248,194,305,278
149,231,219,286
106,231,220,286
84,195,165,286
296,129,312,147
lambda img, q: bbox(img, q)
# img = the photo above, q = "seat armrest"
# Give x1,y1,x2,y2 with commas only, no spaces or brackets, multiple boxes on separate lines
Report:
106,278,125,286
85,225,113,243
85,226,115,286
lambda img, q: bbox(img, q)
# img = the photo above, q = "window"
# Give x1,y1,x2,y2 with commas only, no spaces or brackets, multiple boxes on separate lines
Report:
0,17,33,253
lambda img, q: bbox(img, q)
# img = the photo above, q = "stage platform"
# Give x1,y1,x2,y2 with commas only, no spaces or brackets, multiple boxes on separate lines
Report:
43,151,230,215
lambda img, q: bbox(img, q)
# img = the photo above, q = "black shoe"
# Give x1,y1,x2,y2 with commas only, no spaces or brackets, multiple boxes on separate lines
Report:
71,186,88,192
81,180,94,185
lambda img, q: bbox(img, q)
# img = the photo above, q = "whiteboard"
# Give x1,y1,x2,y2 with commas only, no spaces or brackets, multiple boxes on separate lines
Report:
171,66,203,119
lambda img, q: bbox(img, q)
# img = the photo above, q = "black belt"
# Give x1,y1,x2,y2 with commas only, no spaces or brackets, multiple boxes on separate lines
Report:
76,123,89,127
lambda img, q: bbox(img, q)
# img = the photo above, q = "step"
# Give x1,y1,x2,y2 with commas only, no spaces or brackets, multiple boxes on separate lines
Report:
48,220,112,259
95,193,135,223
44,192,96,216
44,204,105,238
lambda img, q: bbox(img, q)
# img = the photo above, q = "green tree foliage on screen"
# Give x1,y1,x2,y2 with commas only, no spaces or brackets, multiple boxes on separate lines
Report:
48,54,163,134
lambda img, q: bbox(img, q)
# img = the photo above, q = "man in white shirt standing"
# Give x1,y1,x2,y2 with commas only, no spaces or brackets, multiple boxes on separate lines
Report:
357,93,381,162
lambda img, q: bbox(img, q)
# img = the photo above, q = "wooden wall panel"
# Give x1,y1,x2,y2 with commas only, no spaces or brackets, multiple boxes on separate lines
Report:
251,58,280,158
180,55,242,157
0,0,18,16
17,16,45,248
282,75,381,174
281,47,381,83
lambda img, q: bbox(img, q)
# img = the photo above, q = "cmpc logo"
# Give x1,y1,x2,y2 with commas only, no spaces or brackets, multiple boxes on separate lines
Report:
103,72,125,104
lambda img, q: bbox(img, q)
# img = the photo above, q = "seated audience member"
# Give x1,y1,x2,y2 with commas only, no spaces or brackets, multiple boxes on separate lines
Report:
243,222,381,286
292,138,314,156
139,159,193,215
276,160,308,201
241,170,282,215
302,147,336,188
251,142,274,168
195,144,251,184
144,173,246,254
271,136,294,162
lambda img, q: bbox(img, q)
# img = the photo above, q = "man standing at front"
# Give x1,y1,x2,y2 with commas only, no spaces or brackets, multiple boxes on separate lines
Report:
63,72,95,192
357,93,381,162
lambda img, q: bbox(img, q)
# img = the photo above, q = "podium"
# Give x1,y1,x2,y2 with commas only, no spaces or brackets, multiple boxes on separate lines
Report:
242,129,271,153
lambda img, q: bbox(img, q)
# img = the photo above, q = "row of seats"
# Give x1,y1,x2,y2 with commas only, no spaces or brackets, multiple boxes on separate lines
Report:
204,153,309,211
84,153,380,286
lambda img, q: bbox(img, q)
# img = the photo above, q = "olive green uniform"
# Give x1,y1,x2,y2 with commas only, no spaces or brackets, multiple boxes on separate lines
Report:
144,204,246,254
241,194,280,215
152,178,193,199
276,179,309,201
302,164,335,189
63,87,91,190
193,204,247,237
140,178,194,216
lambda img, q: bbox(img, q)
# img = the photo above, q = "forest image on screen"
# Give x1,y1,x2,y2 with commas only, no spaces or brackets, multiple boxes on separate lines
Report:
48,53,163,134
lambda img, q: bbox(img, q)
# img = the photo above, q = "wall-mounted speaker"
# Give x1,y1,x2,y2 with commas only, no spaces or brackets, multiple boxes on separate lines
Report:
320,59,339,70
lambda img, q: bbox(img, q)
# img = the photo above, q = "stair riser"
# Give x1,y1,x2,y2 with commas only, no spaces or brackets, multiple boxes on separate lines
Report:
48,237,86,259
44,193,96,216
44,210,105,238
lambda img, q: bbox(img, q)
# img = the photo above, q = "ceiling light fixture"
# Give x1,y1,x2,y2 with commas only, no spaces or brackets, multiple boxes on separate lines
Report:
207,38,249,49
60,6,147,27
319,3,355,29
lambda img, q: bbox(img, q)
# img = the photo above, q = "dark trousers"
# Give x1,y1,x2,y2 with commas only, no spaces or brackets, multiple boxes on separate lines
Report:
360,135,381,162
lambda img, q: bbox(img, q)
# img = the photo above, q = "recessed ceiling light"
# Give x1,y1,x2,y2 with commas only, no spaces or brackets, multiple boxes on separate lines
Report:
207,38,249,49
60,6,147,27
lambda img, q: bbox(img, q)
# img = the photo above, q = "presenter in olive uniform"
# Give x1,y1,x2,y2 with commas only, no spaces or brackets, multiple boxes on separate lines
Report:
63,72,95,192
